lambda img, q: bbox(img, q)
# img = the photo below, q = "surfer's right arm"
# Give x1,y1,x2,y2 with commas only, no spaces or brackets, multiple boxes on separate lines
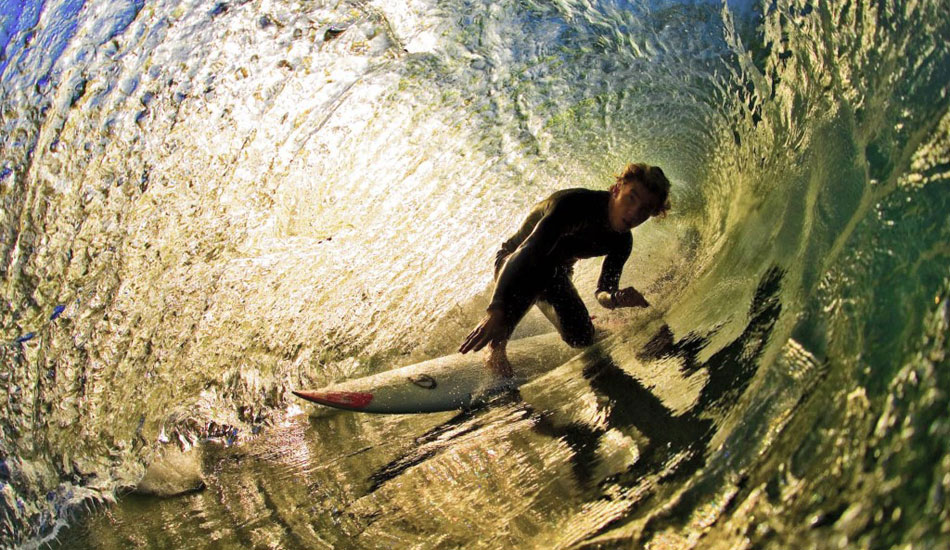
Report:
459,307,508,354
461,205,563,355
463,212,562,353
488,205,565,313
494,207,546,277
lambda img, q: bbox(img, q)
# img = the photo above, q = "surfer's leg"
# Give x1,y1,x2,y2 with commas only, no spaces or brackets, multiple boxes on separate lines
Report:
538,270,594,348
487,340,513,378
486,290,536,378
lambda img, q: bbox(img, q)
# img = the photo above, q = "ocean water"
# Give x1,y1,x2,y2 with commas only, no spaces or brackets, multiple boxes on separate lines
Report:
1,0,948,548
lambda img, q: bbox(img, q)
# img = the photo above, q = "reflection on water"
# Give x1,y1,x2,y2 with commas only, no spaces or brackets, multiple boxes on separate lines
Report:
50,268,792,550
2,0,948,547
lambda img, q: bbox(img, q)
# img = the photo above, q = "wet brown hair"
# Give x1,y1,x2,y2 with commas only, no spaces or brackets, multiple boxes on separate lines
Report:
614,162,672,217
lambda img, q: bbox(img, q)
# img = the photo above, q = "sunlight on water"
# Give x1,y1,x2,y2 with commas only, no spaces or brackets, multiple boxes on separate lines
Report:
1,0,948,548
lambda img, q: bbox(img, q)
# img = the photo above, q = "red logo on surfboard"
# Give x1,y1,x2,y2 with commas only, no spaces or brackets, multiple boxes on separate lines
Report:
292,390,374,410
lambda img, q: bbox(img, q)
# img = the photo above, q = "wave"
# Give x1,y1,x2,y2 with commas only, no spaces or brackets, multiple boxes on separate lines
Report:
1,0,948,548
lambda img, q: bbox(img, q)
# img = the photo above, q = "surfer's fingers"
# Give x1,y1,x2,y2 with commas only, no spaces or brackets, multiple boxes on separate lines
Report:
461,312,501,353
464,330,491,354
469,335,489,352
459,328,483,353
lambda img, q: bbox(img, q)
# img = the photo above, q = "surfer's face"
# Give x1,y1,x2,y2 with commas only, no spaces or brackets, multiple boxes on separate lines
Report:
609,180,662,232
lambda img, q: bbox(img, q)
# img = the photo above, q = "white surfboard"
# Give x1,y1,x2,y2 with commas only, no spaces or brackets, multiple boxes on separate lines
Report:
293,332,583,414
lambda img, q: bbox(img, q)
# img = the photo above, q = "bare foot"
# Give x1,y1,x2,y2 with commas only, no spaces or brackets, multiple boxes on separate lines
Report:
487,342,513,378
472,345,518,404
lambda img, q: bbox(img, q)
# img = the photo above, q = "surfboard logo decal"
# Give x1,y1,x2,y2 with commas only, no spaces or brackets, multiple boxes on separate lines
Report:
408,374,437,389
292,390,373,409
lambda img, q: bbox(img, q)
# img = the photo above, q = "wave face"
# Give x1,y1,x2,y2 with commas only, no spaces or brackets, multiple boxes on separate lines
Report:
2,0,948,547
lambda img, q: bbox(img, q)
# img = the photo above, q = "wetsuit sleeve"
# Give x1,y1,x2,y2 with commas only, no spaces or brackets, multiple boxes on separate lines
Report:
488,205,567,313
494,207,545,276
596,233,632,297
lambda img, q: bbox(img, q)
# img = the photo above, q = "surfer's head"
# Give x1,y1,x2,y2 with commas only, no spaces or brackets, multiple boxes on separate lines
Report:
608,163,671,232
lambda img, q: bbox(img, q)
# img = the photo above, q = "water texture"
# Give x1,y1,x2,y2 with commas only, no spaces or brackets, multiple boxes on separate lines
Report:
1,0,948,548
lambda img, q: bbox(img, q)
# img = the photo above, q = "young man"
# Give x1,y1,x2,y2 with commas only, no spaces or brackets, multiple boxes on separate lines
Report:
458,163,672,378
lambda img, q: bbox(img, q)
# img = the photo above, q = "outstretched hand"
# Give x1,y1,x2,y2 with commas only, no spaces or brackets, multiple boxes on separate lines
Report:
614,287,650,308
459,309,508,354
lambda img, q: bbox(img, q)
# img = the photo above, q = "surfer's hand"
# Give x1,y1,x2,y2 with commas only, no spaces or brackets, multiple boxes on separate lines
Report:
614,287,650,308
459,310,507,354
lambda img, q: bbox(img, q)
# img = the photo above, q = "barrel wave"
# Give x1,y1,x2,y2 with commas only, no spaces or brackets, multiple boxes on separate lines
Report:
1,1,948,548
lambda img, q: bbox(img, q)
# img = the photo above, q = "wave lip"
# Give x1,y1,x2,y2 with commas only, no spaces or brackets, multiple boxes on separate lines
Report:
2,0,949,548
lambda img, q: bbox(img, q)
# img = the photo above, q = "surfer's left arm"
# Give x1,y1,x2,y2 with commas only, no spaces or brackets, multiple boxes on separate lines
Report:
594,234,650,309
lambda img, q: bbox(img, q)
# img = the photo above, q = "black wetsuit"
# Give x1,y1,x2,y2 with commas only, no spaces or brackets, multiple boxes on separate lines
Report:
490,188,632,347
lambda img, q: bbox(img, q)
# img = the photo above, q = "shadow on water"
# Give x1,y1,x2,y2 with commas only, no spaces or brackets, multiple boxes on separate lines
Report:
366,402,509,492
49,267,786,550
583,265,783,541
368,266,785,535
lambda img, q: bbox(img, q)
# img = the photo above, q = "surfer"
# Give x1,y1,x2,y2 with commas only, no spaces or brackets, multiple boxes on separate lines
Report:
459,163,671,379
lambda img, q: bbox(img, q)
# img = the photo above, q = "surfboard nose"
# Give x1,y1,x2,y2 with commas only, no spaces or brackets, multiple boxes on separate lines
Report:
292,389,374,410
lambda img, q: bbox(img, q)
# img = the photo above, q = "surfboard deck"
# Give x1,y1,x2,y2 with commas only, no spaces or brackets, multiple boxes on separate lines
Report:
293,332,583,414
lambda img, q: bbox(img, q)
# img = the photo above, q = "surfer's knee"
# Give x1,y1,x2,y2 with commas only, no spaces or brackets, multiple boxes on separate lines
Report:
562,324,594,348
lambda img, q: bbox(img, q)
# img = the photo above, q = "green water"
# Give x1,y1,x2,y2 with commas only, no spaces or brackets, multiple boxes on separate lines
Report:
2,0,949,548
